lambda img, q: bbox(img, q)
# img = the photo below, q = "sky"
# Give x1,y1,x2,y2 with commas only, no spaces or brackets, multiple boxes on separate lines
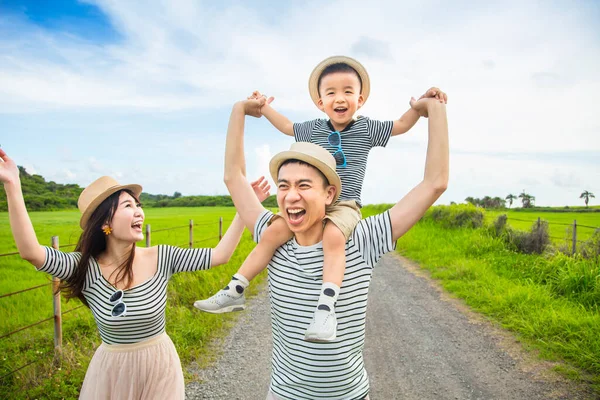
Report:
1,0,599,207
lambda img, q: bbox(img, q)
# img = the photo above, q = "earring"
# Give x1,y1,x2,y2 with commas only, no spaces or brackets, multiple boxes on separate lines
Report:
102,226,112,235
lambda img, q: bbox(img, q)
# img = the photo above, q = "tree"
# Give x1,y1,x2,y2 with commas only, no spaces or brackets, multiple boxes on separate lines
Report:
518,190,534,208
580,190,595,207
173,191,182,199
505,194,517,208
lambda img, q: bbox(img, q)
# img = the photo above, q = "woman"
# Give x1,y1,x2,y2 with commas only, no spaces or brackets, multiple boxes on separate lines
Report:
0,148,270,399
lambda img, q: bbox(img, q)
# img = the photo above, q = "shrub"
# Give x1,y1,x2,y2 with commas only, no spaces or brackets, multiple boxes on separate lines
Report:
579,229,600,259
426,204,484,229
508,219,551,254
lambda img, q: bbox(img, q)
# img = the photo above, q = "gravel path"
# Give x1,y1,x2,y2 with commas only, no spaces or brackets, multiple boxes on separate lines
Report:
185,253,593,400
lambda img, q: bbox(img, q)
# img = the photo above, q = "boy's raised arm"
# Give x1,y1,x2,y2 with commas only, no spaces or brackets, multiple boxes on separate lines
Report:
388,97,449,241
223,100,268,232
261,102,294,136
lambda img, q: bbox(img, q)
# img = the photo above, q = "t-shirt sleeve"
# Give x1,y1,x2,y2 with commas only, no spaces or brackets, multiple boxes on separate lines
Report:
293,119,318,142
38,246,81,280
351,210,396,268
160,245,212,275
366,117,394,148
253,210,276,243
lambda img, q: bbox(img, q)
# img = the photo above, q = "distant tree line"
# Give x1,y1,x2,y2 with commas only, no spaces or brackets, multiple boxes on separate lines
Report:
0,166,278,212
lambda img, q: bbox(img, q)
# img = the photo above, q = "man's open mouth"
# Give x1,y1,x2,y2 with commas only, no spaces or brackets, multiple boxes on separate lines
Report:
287,208,306,222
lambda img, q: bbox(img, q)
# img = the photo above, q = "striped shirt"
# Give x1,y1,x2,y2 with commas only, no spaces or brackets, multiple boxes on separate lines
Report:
39,245,212,345
294,117,393,207
255,209,396,400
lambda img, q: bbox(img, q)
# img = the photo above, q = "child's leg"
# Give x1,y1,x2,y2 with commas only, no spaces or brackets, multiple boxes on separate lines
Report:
304,221,346,342
237,217,291,281
194,217,292,314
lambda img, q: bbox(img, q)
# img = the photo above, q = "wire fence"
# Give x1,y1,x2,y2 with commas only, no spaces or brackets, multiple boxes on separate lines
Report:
503,216,599,254
0,216,227,384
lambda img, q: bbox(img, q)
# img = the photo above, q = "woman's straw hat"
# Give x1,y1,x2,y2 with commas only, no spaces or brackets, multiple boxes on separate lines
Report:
78,176,142,229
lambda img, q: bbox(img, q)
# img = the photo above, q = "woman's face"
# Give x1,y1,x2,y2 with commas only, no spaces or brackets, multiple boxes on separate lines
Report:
104,191,145,243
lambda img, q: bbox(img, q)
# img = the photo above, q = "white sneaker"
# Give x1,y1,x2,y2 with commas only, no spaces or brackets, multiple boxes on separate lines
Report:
193,290,246,314
304,309,337,342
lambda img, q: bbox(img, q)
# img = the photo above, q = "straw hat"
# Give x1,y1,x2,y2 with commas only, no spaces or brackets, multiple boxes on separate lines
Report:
308,55,370,107
269,142,342,203
78,176,142,229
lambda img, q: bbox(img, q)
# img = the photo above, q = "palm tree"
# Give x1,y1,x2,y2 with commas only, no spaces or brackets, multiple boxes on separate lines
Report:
580,190,595,207
505,194,517,208
518,190,534,208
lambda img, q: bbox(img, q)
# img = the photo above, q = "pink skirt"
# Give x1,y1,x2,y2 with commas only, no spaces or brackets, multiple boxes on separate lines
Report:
79,333,184,400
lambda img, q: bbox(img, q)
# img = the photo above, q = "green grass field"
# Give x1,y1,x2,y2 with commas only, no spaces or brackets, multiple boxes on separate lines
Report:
485,209,600,245
2,205,599,398
0,207,265,399
371,205,600,395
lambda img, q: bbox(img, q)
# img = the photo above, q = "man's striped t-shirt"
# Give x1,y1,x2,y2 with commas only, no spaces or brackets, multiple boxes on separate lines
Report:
293,117,393,207
39,245,212,344
254,209,396,400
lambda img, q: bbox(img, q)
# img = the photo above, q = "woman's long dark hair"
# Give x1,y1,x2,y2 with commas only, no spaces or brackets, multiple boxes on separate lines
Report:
60,189,137,306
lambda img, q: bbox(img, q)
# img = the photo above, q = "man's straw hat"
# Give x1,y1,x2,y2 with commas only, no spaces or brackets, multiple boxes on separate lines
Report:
269,142,342,203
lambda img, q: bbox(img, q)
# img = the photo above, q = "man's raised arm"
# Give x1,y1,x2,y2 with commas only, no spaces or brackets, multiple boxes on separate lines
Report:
389,97,449,241
223,100,268,232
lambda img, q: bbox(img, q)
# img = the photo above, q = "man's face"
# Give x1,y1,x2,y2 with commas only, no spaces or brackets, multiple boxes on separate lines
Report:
317,71,364,131
276,162,336,238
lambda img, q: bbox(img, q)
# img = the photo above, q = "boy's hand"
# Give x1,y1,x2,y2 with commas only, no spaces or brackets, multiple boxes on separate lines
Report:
419,87,448,104
250,176,271,203
409,97,439,118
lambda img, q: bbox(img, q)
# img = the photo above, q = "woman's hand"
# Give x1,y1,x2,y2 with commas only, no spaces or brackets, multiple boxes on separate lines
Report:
0,148,21,186
250,176,271,203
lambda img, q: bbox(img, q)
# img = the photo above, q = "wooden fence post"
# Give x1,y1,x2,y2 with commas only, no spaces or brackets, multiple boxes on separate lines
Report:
219,217,223,241
146,224,151,248
572,220,577,255
51,236,62,362
189,219,194,248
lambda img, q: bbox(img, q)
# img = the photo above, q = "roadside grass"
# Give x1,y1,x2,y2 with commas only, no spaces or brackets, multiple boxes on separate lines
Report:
485,209,600,244
361,203,600,395
0,207,263,399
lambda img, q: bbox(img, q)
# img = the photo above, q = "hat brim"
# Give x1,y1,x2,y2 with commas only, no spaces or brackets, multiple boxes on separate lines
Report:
308,56,370,108
269,150,341,204
79,184,143,229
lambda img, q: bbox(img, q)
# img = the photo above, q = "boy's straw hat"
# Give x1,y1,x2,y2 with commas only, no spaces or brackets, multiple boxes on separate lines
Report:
269,142,342,203
308,55,370,107
78,176,143,229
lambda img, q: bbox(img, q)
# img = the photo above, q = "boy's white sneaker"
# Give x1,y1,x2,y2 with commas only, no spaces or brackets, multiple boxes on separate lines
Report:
304,309,337,342
194,290,246,314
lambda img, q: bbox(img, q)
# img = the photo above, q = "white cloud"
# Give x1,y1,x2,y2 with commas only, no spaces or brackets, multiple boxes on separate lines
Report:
1,0,599,205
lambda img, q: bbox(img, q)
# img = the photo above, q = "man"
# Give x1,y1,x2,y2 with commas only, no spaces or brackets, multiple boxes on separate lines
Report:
224,92,448,400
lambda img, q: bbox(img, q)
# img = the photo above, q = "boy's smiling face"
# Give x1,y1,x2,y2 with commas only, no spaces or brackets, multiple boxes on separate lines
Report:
317,71,364,132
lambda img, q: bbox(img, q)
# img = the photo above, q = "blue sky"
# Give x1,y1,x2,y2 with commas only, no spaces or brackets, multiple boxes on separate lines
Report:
1,0,599,206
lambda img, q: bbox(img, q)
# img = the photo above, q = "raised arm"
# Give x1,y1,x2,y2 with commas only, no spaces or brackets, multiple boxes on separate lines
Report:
248,91,294,136
0,149,46,268
389,97,449,240
223,100,269,232
211,176,271,266
392,87,449,136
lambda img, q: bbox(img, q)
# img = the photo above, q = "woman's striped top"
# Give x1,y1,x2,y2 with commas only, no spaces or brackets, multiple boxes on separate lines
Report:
254,209,396,400
38,245,212,344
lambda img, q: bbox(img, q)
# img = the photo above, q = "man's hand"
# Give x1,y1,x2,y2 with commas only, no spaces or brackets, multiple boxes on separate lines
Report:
409,96,441,118
419,87,448,104
250,176,271,203
247,91,275,117
242,98,267,118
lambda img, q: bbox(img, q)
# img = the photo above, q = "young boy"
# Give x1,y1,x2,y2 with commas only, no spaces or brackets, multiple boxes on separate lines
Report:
194,56,447,342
